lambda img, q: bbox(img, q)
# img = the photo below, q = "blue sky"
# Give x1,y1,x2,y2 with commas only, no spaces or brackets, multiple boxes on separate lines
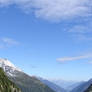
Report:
0,0,92,81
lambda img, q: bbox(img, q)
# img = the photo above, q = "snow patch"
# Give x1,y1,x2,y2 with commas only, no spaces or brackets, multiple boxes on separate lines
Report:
0,58,22,76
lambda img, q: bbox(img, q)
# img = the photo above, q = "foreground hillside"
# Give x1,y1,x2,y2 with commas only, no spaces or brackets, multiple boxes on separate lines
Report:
0,68,21,92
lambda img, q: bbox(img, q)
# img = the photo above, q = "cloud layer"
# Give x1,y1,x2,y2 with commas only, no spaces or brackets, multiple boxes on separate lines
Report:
0,0,92,21
57,55,92,62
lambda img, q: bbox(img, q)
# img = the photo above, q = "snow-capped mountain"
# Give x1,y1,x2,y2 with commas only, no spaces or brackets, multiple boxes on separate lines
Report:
0,58,21,76
0,58,56,92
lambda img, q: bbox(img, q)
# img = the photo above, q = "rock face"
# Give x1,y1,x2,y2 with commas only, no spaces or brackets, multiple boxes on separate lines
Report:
0,68,21,92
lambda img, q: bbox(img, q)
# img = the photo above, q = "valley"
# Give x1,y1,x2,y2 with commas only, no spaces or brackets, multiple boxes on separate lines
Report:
0,58,92,92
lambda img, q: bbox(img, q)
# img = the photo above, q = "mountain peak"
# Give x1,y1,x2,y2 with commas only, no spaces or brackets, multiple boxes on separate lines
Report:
0,58,16,68
0,58,22,76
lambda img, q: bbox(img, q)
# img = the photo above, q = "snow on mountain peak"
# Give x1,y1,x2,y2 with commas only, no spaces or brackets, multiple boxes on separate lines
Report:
0,58,22,76
0,58,16,68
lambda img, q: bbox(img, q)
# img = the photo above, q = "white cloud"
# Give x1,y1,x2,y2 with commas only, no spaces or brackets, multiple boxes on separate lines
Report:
68,22,92,34
32,0,92,21
0,0,92,21
67,22,92,41
0,37,19,48
69,26,89,34
73,34,92,41
0,0,12,6
88,61,92,64
57,55,92,62
2,37,19,45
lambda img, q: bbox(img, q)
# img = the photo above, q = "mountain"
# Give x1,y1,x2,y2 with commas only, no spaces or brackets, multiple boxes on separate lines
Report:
0,58,21,76
70,79,92,92
0,58,55,92
67,81,84,91
0,67,21,92
84,84,92,92
49,79,83,92
38,77,67,92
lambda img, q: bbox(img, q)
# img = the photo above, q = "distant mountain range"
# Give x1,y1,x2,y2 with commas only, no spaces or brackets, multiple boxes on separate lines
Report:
70,79,92,92
0,58,92,92
49,79,84,92
38,77,66,92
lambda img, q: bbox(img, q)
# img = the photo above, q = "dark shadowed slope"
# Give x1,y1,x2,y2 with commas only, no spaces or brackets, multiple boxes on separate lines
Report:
84,84,92,92
70,79,92,92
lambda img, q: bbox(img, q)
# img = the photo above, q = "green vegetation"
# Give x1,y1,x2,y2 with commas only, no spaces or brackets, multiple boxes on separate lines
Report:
0,68,21,92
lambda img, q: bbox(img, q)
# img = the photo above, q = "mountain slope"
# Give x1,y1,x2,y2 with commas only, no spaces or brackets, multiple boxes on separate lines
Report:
70,79,92,92
0,68,21,92
9,71,55,92
38,77,66,92
0,58,55,92
49,79,83,92
84,84,92,92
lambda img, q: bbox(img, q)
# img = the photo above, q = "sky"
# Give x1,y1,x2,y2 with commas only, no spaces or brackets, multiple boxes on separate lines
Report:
0,0,92,81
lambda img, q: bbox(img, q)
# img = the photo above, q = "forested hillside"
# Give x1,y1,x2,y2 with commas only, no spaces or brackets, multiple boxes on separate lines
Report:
0,68,21,92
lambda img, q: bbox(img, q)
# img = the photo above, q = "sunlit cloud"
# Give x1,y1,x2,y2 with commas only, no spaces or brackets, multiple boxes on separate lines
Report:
0,0,92,21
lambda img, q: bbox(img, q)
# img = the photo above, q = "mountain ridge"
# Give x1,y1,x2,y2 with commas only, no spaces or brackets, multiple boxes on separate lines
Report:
1,58,91,92
38,77,67,92
0,58,55,92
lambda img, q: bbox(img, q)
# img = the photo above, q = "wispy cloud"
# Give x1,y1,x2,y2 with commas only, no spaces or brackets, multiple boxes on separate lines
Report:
68,22,92,34
72,34,92,41
57,54,92,62
0,37,19,48
88,61,92,64
2,37,19,45
0,0,92,21
69,26,90,34
67,22,92,41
